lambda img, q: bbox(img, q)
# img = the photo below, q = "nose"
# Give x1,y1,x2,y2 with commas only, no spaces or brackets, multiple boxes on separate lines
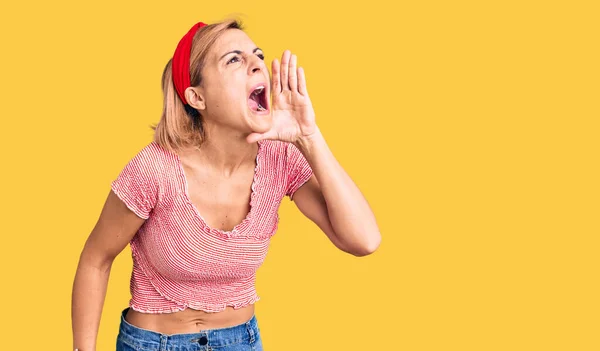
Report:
248,55,263,75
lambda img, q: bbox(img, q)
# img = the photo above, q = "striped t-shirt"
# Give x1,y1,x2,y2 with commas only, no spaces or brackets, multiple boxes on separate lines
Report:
110,139,313,313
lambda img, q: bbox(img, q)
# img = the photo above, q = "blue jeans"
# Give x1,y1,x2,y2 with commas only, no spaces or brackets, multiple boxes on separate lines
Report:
116,307,264,351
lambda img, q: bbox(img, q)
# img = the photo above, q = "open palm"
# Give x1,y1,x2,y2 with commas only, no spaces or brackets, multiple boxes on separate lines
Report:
246,50,317,144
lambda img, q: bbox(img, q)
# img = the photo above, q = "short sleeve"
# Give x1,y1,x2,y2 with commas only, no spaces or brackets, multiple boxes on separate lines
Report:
110,146,159,219
285,142,313,200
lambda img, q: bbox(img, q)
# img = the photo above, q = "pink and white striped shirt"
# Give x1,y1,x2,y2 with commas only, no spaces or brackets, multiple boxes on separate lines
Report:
110,139,313,313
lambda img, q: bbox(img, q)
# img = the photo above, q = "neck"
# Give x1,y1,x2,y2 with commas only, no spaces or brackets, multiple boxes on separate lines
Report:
182,125,258,177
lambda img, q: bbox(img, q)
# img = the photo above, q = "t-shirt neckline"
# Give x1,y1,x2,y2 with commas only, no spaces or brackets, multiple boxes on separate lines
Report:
173,140,264,238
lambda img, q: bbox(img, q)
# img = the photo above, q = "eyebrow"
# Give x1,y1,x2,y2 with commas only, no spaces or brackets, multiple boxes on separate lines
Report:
219,47,263,61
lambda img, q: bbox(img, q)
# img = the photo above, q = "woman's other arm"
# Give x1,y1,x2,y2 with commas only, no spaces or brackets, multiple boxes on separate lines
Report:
71,190,145,351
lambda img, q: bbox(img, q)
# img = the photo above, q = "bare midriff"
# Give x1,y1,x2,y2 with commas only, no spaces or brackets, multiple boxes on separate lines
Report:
125,304,255,334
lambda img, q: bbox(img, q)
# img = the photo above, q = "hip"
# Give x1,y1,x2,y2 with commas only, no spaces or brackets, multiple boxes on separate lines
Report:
117,307,263,351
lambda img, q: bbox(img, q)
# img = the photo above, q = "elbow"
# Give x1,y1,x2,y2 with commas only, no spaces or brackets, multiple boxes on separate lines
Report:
352,232,381,257
79,244,115,274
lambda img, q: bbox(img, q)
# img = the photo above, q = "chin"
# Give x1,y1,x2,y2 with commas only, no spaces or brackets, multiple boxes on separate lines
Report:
245,111,272,134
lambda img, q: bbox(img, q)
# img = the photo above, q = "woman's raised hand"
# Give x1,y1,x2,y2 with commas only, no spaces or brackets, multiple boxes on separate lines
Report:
246,50,318,144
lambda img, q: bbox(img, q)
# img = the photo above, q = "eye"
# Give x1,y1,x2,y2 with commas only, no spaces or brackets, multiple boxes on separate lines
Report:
256,53,265,60
227,55,241,65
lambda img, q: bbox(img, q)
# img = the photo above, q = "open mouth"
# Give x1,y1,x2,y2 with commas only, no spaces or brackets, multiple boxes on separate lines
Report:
248,85,269,113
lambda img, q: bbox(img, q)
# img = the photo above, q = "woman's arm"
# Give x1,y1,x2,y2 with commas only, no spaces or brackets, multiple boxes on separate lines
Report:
72,190,146,351
244,50,380,255
291,128,381,256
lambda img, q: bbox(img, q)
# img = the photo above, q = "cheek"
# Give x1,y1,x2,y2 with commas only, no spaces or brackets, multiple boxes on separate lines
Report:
229,85,245,102
203,73,247,112
207,86,239,109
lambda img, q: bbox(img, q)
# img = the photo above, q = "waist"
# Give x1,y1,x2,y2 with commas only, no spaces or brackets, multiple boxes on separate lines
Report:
124,304,256,334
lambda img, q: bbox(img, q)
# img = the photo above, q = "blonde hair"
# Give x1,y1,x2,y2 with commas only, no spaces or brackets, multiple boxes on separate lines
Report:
150,19,243,154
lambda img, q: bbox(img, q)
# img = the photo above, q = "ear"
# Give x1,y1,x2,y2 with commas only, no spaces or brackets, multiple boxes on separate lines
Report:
185,86,206,111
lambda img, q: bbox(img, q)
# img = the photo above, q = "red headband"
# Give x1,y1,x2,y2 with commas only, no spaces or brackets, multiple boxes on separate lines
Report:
172,21,207,105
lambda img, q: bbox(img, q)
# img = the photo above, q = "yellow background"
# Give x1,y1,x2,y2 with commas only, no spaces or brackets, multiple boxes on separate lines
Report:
1,0,598,350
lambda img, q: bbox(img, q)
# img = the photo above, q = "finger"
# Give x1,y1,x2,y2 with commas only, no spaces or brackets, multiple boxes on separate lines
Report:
271,59,281,94
289,54,298,92
298,67,308,96
280,50,291,91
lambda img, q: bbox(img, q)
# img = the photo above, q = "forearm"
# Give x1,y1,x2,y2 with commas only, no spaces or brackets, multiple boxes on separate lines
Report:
295,127,381,254
72,253,112,351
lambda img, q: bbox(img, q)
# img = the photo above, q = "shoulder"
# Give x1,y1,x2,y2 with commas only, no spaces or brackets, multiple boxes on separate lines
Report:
258,139,288,154
258,139,300,160
137,141,172,164
257,139,288,164
119,141,175,182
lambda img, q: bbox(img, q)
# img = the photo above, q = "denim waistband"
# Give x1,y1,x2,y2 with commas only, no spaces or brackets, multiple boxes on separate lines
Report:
118,307,260,349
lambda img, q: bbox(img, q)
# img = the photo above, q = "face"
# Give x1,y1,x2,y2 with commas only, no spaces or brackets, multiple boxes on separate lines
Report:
188,29,272,136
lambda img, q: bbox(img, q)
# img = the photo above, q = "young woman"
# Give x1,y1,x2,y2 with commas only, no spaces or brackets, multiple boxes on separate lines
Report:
72,19,380,351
